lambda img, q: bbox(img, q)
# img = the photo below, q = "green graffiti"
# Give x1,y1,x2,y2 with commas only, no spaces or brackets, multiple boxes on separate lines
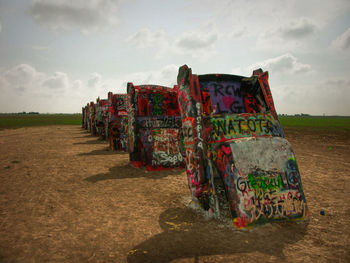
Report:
152,93,164,115
248,173,283,191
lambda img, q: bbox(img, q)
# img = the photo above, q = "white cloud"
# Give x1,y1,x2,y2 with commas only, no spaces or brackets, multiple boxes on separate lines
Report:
125,64,178,87
73,65,180,100
0,64,92,112
1,64,44,92
126,27,167,48
233,53,311,76
87,72,102,88
42,72,69,90
257,53,311,74
73,79,83,90
30,0,122,34
0,64,78,95
126,24,219,61
331,27,350,51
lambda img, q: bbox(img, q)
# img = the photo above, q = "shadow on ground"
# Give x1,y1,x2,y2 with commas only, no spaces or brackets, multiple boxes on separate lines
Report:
73,139,107,145
73,134,95,139
84,163,184,183
127,207,309,263
78,148,121,156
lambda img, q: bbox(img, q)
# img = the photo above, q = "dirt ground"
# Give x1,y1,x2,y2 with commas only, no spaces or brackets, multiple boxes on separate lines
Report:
0,125,349,263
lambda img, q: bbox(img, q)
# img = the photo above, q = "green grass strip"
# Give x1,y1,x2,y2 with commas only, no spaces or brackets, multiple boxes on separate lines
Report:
279,116,350,131
0,114,82,130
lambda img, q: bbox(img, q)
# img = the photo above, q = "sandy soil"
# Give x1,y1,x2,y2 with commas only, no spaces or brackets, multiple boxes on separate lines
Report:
0,125,349,263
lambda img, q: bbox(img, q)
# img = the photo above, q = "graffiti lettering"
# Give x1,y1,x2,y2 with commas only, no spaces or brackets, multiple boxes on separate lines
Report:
204,81,245,114
248,198,307,221
137,116,181,129
195,103,203,150
248,173,283,192
152,152,183,167
207,113,281,141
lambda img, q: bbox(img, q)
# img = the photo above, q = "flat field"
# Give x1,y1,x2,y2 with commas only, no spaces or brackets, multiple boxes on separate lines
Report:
279,116,350,131
0,120,349,262
1,114,349,131
0,114,82,130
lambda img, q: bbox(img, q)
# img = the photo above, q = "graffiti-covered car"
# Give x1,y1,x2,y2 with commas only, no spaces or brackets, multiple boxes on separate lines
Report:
82,106,85,128
84,104,89,130
127,83,185,171
88,101,96,135
177,65,308,229
108,92,129,151
95,98,108,139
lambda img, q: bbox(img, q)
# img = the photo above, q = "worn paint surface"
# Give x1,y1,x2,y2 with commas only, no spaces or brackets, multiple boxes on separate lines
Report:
127,83,184,170
177,64,307,228
108,92,129,151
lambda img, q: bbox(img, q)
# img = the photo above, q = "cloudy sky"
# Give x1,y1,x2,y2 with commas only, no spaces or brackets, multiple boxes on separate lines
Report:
0,0,349,115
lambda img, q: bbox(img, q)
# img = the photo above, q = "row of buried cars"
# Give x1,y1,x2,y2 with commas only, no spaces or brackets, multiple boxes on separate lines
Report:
81,65,308,229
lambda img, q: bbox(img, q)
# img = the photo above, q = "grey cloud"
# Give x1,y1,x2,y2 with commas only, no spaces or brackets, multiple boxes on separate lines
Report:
279,18,317,39
0,21,2,32
255,18,318,52
331,27,350,50
175,31,218,50
172,30,219,61
230,28,246,39
30,0,121,33
324,79,350,91
31,45,50,51
126,28,167,48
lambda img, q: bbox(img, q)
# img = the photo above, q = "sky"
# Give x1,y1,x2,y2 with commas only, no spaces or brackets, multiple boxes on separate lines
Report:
0,0,349,115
